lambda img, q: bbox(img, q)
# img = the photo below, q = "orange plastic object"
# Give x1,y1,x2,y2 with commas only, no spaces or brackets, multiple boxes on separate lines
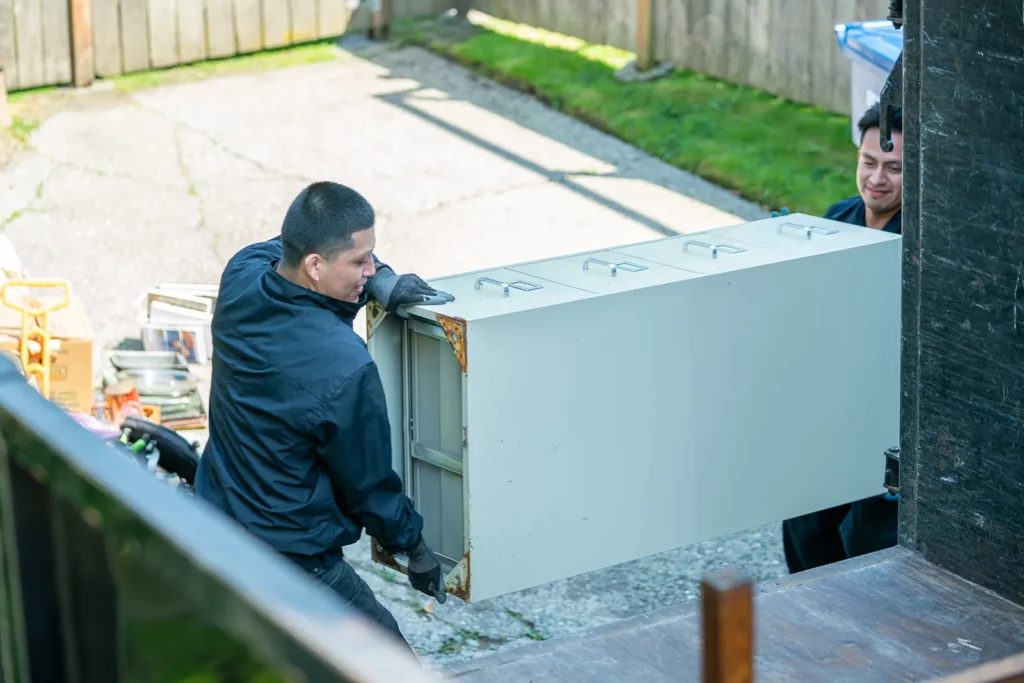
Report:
0,279,71,399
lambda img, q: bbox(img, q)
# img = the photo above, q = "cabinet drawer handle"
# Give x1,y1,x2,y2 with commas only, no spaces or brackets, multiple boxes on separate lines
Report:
778,222,839,240
474,277,543,296
582,258,649,277
682,241,746,258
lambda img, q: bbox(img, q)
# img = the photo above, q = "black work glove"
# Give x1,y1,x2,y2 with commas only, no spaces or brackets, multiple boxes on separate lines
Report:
406,537,447,603
367,265,455,314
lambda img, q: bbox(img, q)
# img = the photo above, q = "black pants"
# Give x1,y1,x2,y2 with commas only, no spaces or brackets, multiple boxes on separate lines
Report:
782,494,899,574
286,549,412,651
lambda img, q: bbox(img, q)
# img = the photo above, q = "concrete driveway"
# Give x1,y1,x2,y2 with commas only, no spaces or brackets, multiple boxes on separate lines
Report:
0,39,780,669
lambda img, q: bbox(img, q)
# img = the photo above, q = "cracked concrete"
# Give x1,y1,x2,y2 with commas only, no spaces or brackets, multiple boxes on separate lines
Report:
0,42,782,669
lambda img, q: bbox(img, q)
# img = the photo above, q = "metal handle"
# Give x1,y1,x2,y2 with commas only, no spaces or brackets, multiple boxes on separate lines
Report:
682,240,747,258
474,277,544,297
777,222,840,240
682,240,718,258
582,258,649,277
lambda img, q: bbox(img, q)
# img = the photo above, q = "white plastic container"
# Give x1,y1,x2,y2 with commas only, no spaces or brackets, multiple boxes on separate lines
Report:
834,20,903,145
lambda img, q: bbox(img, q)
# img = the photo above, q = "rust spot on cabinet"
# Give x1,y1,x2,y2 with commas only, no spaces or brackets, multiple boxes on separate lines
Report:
365,299,387,341
447,551,471,602
436,314,467,373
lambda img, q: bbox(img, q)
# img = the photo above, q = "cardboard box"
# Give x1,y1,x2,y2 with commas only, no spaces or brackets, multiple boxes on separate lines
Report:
0,290,94,414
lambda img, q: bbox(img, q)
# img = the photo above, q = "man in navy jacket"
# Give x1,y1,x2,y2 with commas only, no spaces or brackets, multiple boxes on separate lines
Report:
194,181,452,649
781,102,903,574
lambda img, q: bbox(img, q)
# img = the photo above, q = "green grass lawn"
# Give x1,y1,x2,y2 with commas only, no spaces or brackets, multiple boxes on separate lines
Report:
394,15,858,216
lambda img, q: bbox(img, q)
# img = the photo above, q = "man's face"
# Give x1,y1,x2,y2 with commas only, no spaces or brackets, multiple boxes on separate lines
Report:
857,126,903,216
315,227,377,303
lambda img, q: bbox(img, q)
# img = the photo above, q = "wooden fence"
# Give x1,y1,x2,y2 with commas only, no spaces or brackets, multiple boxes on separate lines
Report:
473,0,893,114
0,0,452,92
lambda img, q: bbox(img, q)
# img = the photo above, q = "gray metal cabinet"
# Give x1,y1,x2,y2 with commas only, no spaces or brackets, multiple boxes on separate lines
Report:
368,214,902,602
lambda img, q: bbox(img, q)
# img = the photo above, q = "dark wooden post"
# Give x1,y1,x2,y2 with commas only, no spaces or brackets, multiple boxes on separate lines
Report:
635,0,654,71
69,0,95,88
701,569,754,683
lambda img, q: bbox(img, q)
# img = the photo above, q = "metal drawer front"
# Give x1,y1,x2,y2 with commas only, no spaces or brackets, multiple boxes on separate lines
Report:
610,233,786,274
711,213,900,256
405,267,593,323
508,250,701,294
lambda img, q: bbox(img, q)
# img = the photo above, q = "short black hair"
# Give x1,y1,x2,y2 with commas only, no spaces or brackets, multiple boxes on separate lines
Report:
280,181,375,269
857,102,902,144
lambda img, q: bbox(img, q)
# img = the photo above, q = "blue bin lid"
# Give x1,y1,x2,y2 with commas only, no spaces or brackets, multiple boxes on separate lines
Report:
834,20,903,72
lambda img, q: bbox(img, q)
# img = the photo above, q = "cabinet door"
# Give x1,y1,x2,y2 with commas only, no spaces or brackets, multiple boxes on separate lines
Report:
611,233,787,274
711,213,900,256
509,249,701,294
406,320,465,572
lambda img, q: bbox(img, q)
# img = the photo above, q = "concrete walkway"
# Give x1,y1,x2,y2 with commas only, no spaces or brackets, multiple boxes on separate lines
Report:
0,40,780,669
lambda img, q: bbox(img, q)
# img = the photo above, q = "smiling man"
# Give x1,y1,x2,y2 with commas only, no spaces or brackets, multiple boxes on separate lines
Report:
781,102,903,575
194,181,450,650
824,103,903,233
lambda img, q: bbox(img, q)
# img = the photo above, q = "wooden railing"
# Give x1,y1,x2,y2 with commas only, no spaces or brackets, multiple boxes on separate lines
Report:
0,357,441,683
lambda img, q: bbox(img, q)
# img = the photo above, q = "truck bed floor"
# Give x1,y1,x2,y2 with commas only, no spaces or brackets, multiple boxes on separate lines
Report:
445,547,1024,682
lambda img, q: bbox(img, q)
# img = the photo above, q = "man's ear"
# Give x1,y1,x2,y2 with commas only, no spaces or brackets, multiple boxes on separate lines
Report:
302,253,321,282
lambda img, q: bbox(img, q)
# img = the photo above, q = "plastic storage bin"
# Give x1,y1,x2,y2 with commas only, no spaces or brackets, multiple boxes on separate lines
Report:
834,20,903,145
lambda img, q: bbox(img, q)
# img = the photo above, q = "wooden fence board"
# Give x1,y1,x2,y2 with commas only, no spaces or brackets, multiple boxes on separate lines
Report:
782,0,811,102
604,0,633,53
14,0,45,88
41,0,71,83
120,0,151,72
686,0,711,77
177,0,208,64
289,0,318,43
810,0,838,113
724,0,749,85
262,0,291,48
651,0,668,62
0,0,17,90
317,0,348,36
830,0,856,113
746,0,772,89
765,0,790,98
206,0,237,58
532,0,552,36
233,0,263,53
586,0,607,47
92,0,121,76
147,0,179,68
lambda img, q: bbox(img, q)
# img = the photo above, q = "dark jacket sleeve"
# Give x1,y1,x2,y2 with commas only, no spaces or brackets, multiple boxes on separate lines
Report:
370,253,393,277
316,361,423,552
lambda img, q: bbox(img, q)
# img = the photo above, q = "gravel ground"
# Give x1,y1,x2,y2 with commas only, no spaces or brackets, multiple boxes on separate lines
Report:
0,36,784,671
345,524,786,671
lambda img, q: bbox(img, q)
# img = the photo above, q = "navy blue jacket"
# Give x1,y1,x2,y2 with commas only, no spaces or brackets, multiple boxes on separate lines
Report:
824,196,902,234
194,236,423,559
